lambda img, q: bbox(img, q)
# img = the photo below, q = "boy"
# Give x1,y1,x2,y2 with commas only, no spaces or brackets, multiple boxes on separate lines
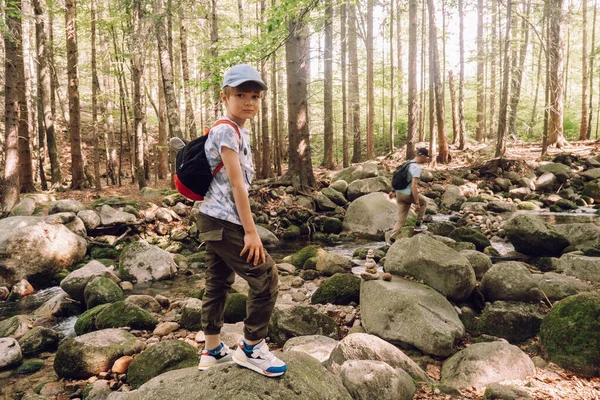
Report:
389,147,430,239
196,64,286,377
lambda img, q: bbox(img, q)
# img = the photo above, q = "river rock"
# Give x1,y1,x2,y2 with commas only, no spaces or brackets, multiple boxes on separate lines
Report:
346,177,392,201
48,199,86,214
536,162,573,183
17,326,59,356
440,185,467,211
314,193,338,212
503,215,569,257
9,197,37,216
256,225,279,247
106,352,352,400
449,227,491,252
333,163,379,184
179,298,203,331
322,187,348,206
74,304,110,335
311,273,360,305
77,210,101,230
481,262,543,302
535,172,558,192
100,205,136,226
282,335,338,363
384,235,476,301
84,276,124,309
340,360,416,400
119,241,178,283
94,301,157,331
127,340,198,389
0,337,22,368
124,295,162,313
60,260,121,302
486,201,517,213
459,250,492,280
53,328,143,379
582,180,600,202
483,383,532,400
532,272,593,301
325,333,430,383
315,252,354,276
268,303,339,347
0,216,87,287
360,279,464,357
558,253,600,283
343,192,397,239
478,301,544,342
441,341,535,390
540,293,600,377
0,315,32,339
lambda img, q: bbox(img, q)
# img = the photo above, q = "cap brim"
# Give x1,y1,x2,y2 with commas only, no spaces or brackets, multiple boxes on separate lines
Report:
223,79,268,90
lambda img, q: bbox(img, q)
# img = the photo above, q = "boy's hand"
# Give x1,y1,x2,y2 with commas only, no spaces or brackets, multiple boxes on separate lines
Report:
388,191,395,200
240,231,266,266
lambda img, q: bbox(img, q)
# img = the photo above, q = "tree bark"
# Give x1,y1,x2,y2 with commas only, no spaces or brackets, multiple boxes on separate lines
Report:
349,4,361,163
283,15,315,192
366,0,375,159
210,0,220,120
260,0,272,178
419,0,426,143
588,1,597,139
271,49,281,175
548,0,567,148
476,0,485,142
158,65,168,179
489,0,498,140
341,3,349,168
508,0,531,138
179,5,197,140
322,0,334,169
389,0,395,152
91,0,101,191
397,0,403,106
580,0,589,140
132,0,146,189
449,70,460,146
407,0,418,159
65,0,85,189
496,0,512,157
458,0,466,149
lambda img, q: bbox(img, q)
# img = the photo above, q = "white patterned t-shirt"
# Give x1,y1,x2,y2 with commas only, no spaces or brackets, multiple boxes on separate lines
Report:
198,117,254,225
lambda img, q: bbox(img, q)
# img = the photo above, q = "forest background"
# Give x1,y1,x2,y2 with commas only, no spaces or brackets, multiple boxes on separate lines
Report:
0,0,595,213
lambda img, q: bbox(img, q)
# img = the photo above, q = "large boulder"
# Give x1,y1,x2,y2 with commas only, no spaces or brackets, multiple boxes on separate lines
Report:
315,252,354,276
322,187,348,206
256,225,279,248
9,197,37,217
384,235,476,301
127,340,198,389
74,304,111,336
99,205,136,226
94,301,158,331
282,335,338,363
582,180,600,202
503,215,569,257
441,341,535,390
54,329,143,379
84,277,124,309
532,272,593,301
0,216,87,287
346,177,392,201
325,333,430,383
536,162,573,183
333,163,379,184
311,274,360,305
17,326,59,356
459,250,492,280
340,360,416,400
0,315,32,339
343,192,397,239
580,168,600,180
448,227,491,252
481,262,543,302
440,185,466,211
477,301,544,342
539,293,600,377
0,338,22,368
360,279,464,357
557,253,600,283
269,303,339,347
119,241,178,283
106,352,352,400
554,223,600,247
48,199,86,214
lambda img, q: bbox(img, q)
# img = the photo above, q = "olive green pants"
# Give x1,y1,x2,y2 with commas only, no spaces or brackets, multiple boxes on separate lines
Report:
197,212,279,341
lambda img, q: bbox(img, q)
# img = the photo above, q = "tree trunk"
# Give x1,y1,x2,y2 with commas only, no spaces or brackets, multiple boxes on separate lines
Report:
476,0,484,142
542,1,550,155
132,0,146,190
496,0,512,157
91,0,101,191
158,65,168,179
283,15,315,192
397,0,403,106
548,0,567,148
66,0,85,189
458,0,466,149
349,4,361,163
260,0,272,178
489,0,498,140
407,0,418,159
322,0,334,169
530,20,544,137
427,0,448,163
588,1,597,139
366,0,374,159
508,0,531,138
580,0,589,140
419,0,426,143
3,0,21,212
210,0,220,120
449,70,460,145
341,3,349,168
389,0,395,152
179,5,197,140
271,50,281,175
20,0,35,193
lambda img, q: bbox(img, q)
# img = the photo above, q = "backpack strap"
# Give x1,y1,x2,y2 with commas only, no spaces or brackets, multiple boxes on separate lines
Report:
207,119,242,177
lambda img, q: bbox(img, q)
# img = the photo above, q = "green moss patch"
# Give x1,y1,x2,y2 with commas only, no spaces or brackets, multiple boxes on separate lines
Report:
311,273,361,305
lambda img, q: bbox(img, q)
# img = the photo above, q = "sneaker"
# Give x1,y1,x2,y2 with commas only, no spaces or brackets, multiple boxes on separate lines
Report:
198,342,234,370
169,137,187,152
414,221,428,231
233,339,287,377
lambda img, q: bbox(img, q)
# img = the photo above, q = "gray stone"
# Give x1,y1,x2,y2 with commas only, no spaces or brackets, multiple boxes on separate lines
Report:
256,225,279,247
124,295,162,313
65,216,87,237
579,168,600,181
17,326,59,356
536,162,573,183
535,172,558,192
9,197,37,217
478,301,544,342
347,177,392,201
322,187,348,206
360,279,464,357
44,212,76,224
460,250,492,280
314,193,338,212
340,360,416,400
504,215,569,257
440,185,467,211
48,199,86,214
486,201,517,213
0,337,22,368
61,260,121,302
0,315,32,339
481,262,543,302
84,277,124,309
282,335,338,363
78,210,101,230
532,272,593,301
100,205,136,226
343,192,397,239
269,303,339,347
119,241,178,283
558,253,600,283
483,383,532,400
330,180,348,194
180,298,203,331
315,252,354,276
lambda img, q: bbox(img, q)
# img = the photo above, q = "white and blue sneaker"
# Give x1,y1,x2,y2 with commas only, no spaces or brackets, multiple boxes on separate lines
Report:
198,342,234,370
233,339,287,377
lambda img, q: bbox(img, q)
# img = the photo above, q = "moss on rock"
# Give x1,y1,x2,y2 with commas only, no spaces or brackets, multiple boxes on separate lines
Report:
224,293,247,323
84,276,124,309
311,274,361,305
17,360,45,374
94,301,157,331
74,304,110,335
448,227,491,252
282,245,323,268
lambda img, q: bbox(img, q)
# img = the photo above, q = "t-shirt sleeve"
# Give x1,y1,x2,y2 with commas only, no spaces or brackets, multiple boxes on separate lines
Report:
211,124,240,153
410,163,421,179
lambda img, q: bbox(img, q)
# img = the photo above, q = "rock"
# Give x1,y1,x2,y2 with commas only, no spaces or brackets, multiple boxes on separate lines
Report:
322,187,348,206
269,303,339,347
17,326,59,356
478,301,544,342
282,225,301,240
74,304,111,335
48,199,86,214
316,252,354,276
9,197,37,216
180,298,203,331
76,210,102,230
256,225,279,247
427,221,456,237
483,383,532,400
441,341,535,390
449,227,491,252
124,295,162,314
311,274,361,305
282,335,338,363
536,162,573,183
508,187,531,200
325,333,430,383
539,292,600,377
0,337,22,368
153,322,180,336
282,245,324,268
360,279,464,357
84,277,124,309
119,241,178,283
322,217,343,234
518,201,540,211
10,279,35,299
0,315,32,339
582,180,600,202
343,193,397,239
459,250,492,280
461,201,488,213
106,352,352,400
340,360,416,400
535,172,559,192
314,193,338,212
504,215,569,257
0,216,87,287
481,262,543,302
486,201,517,213
557,253,600,283
83,379,112,400
53,328,143,379
224,293,247,323
532,272,593,301
333,163,379,184
330,180,348,193
346,177,392,202
100,205,136,226
384,235,476,301
440,185,466,211
94,301,158,331
127,340,198,389
0,286,9,301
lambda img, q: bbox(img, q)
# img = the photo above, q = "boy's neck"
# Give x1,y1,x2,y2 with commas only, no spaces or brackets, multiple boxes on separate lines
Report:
225,113,246,128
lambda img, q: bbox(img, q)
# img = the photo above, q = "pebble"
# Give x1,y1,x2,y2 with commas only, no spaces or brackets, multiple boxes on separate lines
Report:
291,277,304,288
153,322,180,336
111,356,133,374
119,281,134,291
0,286,9,301
195,331,206,343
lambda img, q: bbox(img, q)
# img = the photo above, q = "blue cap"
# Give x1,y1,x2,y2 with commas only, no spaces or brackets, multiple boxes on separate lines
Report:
222,64,267,90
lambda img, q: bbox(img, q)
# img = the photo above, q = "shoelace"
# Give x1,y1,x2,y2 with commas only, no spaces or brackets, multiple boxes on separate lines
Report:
219,344,231,356
252,343,275,361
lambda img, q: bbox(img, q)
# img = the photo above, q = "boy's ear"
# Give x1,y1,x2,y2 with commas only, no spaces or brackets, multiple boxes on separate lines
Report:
220,90,227,102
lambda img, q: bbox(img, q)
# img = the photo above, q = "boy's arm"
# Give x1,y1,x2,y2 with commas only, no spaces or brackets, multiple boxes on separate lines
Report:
411,178,420,205
221,145,265,266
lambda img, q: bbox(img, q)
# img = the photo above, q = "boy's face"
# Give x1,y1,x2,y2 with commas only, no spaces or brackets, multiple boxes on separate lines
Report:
221,86,262,126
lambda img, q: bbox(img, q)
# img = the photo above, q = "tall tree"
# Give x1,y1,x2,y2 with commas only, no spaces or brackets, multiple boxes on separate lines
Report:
449,70,460,145
17,1,34,193
508,0,531,138
496,0,512,157
407,0,418,159
66,0,85,189
397,0,403,106
283,13,315,191
548,0,567,148
322,0,334,169
366,0,375,159
132,0,147,189
476,0,485,142
588,1,597,139
210,0,220,120
427,0,448,163
260,0,272,178
341,2,349,167
458,0,466,149
179,3,197,140
91,0,101,190
489,0,498,140
389,0,395,152
3,0,22,212
158,66,168,179
580,0,589,140
271,50,281,174
349,4,361,163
